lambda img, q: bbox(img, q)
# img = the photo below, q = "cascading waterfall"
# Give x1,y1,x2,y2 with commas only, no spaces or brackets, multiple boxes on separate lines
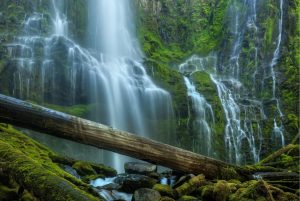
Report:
87,0,174,172
7,0,174,172
183,77,215,156
178,0,285,164
269,0,285,146
178,56,216,156
179,54,263,164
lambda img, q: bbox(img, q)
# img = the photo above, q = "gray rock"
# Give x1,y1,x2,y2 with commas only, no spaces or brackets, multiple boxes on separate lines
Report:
124,162,157,175
114,174,157,193
132,188,161,201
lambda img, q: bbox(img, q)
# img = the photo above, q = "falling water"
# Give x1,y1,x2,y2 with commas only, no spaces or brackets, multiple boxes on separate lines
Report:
176,0,285,164
183,77,215,156
178,55,216,156
269,0,285,146
86,0,174,172
7,0,174,172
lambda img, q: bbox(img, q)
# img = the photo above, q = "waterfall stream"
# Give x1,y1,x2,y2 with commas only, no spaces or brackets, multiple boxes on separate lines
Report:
178,0,285,164
183,76,215,156
8,0,174,173
269,0,285,146
4,0,286,168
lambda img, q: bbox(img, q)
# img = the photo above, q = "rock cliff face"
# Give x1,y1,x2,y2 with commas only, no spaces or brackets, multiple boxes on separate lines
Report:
135,0,299,161
0,0,298,163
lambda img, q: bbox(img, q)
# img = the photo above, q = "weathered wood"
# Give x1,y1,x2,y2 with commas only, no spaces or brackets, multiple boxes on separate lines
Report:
0,94,237,178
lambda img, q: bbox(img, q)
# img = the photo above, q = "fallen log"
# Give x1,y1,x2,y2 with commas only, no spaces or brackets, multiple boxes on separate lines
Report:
0,94,238,179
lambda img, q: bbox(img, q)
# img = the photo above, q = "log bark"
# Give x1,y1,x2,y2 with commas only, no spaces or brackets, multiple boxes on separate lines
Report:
0,94,237,179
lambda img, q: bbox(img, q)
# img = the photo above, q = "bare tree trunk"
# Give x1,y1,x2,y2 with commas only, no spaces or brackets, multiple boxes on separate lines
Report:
0,94,241,179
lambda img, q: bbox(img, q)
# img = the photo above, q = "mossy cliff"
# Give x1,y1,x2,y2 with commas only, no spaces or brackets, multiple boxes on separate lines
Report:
135,0,299,160
0,123,118,200
279,0,299,140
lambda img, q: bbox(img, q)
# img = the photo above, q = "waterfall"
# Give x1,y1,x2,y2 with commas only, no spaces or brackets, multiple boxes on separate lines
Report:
183,77,215,156
86,0,174,172
177,0,285,164
269,0,285,146
178,55,216,156
7,0,174,172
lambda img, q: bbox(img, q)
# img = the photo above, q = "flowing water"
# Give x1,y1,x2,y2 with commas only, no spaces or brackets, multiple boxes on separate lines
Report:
269,0,285,146
5,0,285,169
177,0,284,164
7,0,174,173
179,56,216,156
183,77,215,156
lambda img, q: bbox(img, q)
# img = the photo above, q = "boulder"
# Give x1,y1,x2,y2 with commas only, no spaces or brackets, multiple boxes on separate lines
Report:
72,161,96,176
124,162,157,175
114,174,157,193
153,184,174,198
132,188,161,201
174,174,205,197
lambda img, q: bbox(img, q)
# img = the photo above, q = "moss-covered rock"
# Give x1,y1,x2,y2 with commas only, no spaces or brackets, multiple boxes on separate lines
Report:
72,161,97,176
153,184,174,198
114,174,157,193
229,180,299,201
0,124,104,200
174,174,205,198
177,195,200,201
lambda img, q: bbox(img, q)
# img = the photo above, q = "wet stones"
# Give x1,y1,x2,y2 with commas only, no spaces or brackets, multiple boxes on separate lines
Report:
114,174,157,193
132,188,161,201
124,162,157,176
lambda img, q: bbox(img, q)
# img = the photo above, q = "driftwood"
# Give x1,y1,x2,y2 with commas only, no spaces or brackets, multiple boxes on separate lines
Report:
0,94,238,179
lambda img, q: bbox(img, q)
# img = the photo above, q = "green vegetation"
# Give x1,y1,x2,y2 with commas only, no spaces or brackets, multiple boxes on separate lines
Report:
0,123,118,200
44,103,92,118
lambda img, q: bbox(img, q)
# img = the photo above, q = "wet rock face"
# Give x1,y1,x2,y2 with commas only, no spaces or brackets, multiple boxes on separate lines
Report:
132,188,161,201
114,174,157,193
124,162,157,175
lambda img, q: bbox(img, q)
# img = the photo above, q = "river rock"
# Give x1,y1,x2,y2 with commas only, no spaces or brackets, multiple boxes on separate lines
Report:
174,174,205,197
152,184,174,198
132,188,161,201
114,174,157,193
124,162,157,175
173,174,195,188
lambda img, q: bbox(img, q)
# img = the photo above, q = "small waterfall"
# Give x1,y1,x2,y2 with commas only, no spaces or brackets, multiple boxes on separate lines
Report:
210,76,263,164
269,0,285,146
183,76,215,156
178,55,216,156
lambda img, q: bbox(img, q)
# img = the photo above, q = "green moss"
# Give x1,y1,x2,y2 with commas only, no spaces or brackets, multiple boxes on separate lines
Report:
153,184,174,198
72,162,97,176
0,184,18,201
0,124,103,200
43,103,93,118
177,195,199,201
81,174,105,184
174,174,205,197
229,180,299,201
213,180,231,201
